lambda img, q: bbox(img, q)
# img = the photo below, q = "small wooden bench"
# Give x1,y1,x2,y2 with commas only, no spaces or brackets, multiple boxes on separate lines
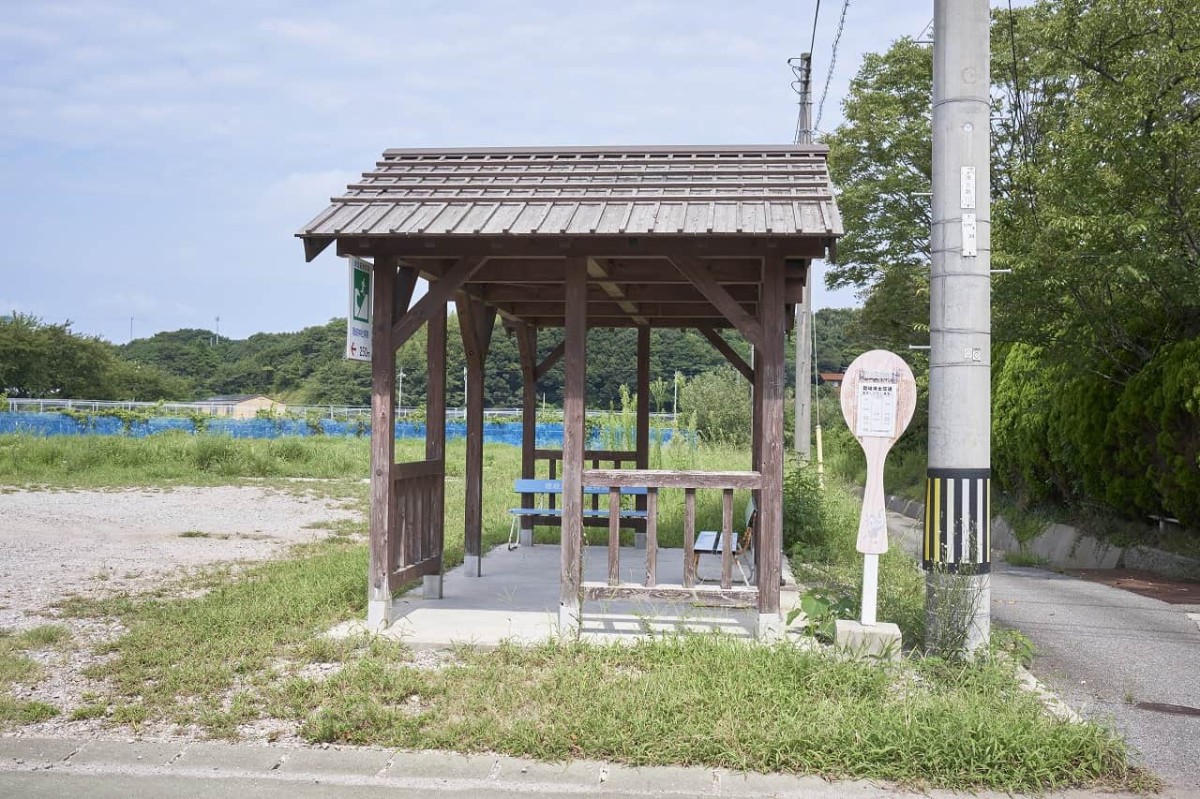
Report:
694,502,756,586
508,478,648,549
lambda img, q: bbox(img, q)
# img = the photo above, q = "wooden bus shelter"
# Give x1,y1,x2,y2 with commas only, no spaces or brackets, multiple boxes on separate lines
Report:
298,145,842,637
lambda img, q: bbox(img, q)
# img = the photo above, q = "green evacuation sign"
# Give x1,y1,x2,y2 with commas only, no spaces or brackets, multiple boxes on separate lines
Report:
346,256,372,361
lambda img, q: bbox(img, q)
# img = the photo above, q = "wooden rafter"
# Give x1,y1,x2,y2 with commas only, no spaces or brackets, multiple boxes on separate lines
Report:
667,255,764,350
391,256,487,349
698,326,754,382
587,258,648,326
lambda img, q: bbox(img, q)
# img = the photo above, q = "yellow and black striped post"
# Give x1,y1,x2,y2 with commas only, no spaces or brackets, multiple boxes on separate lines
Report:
923,468,990,573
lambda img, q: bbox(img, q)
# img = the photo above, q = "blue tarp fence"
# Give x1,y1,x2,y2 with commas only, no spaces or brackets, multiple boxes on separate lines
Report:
0,412,684,448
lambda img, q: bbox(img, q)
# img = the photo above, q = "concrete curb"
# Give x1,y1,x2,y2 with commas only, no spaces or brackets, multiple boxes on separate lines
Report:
0,735,1183,799
881,494,1200,578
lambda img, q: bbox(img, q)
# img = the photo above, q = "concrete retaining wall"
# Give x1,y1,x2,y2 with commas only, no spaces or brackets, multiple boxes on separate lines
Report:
882,494,1200,580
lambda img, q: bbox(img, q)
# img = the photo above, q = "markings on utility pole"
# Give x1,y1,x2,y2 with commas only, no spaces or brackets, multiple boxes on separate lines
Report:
962,213,978,256
960,166,976,208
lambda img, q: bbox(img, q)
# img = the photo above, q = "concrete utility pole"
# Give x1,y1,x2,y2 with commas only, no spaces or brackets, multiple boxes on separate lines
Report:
926,0,992,655
792,52,814,460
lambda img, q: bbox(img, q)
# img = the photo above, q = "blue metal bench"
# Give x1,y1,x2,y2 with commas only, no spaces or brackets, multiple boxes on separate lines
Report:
508,478,648,549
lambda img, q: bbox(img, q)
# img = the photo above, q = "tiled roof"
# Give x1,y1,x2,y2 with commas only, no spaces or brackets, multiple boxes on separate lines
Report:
298,145,841,245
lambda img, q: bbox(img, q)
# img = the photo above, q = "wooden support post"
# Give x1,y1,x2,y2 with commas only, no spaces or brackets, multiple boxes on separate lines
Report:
608,487,621,586
516,323,538,547
721,488,734,590
634,325,651,548
368,256,398,628
456,295,496,578
645,488,658,587
424,305,447,599
560,256,587,632
757,256,787,638
683,488,697,587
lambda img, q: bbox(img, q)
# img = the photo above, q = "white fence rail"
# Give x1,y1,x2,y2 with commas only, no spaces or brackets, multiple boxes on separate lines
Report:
4,398,679,421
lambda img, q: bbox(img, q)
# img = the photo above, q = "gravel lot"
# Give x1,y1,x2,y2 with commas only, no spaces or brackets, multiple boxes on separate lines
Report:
0,485,360,741
0,486,358,631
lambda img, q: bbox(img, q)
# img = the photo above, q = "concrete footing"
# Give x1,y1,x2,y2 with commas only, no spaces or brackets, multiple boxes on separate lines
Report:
518,528,535,547
464,554,481,577
634,532,647,549
423,574,443,599
835,620,902,659
366,598,392,630
756,612,784,642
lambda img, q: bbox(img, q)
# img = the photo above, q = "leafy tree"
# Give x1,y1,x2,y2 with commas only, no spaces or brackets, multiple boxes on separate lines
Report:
0,314,188,400
993,0,1200,381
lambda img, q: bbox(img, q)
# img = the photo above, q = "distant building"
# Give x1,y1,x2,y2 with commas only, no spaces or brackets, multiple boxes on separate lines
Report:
818,372,845,392
204,394,285,419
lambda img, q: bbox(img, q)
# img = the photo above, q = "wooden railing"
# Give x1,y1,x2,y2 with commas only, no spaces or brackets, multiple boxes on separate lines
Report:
580,469,761,607
388,458,444,591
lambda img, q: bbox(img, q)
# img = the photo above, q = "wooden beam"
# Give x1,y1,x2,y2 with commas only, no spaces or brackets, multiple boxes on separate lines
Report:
516,322,538,538
369,256,398,606
394,266,419,322
756,256,787,617
456,295,496,576
560,255,587,627
497,301,755,319
425,305,447,588
534,339,566,380
698,327,754,382
582,583,757,608
587,257,648,326
391,256,486,347
668,255,764,350
339,236,831,264
479,283,766,304
455,294,497,369
635,326,650,524
583,469,762,490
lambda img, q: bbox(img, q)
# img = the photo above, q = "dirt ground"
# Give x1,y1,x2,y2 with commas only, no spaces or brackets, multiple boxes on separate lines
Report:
0,485,359,740
0,486,358,631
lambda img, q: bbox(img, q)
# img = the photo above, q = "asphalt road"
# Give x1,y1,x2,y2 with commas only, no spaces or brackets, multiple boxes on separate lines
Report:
890,511,1200,793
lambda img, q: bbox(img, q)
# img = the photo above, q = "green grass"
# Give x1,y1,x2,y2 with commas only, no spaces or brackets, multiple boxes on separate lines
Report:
0,625,70,726
0,432,370,486
272,636,1138,792
785,465,926,648
0,433,1149,790
1004,549,1050,568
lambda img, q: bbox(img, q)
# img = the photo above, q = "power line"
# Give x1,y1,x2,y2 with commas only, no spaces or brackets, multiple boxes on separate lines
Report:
790,0,821,145
808,0,821,59
814,0,851,133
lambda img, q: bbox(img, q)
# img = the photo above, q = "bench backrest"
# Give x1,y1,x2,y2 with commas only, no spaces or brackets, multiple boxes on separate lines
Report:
513,478,647,496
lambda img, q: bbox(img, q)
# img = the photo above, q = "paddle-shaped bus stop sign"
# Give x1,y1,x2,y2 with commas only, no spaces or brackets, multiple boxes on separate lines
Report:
839,350,917,625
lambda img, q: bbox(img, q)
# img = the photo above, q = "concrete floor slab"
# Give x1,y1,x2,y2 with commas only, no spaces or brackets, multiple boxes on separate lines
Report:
343,544,771,648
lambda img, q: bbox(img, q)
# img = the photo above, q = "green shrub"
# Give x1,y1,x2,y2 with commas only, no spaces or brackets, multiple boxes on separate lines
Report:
679,367,751,446
1105,339,1200,527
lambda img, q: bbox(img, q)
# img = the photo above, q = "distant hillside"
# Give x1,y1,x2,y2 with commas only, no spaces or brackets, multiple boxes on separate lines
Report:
4,307,861,407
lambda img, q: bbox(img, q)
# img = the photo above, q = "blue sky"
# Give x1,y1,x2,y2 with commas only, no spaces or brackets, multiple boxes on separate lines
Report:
2,0,937,344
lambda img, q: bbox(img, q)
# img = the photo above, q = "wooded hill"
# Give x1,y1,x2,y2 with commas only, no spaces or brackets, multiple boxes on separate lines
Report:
1,308,862,410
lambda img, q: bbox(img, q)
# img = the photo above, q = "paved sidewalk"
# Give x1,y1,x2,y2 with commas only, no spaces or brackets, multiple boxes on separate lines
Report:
3,735,1195,799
